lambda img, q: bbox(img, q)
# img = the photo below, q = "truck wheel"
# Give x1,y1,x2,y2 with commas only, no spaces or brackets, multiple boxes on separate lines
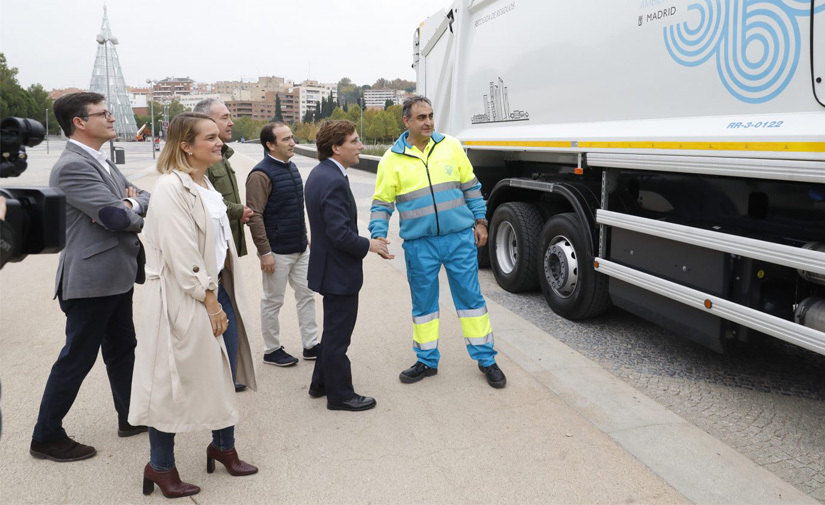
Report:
538,213,610,320
477,242,491,269
489,202,542,292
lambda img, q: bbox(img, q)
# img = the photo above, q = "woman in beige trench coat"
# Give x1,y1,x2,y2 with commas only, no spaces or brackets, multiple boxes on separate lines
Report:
128,113,258,499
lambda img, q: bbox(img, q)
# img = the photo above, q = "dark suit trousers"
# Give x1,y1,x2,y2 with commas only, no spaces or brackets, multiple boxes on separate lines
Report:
32,288,137,443
311,294,359,403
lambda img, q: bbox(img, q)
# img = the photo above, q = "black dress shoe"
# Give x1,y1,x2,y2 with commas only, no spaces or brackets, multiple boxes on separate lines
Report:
235,384,248,392
327,394,377,411
118,422,149,438
308,383,326,398
30,437,96,462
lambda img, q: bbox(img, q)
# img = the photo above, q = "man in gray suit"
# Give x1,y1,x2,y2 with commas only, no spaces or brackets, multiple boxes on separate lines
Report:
30,92,151,462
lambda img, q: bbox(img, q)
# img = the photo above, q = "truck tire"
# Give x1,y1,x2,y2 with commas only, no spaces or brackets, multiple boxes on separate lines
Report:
538,213,610,320
477,242,491,269
489,202,542,292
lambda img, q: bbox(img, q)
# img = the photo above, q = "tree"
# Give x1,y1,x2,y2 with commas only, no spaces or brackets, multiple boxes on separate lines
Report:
329,107,348,120
364,109,382,144
274,94,284,122
147,101,165,135
167,99,187,120
337,77,361,108
315,101,321,122
387,104,405,132
326,90,335,117
373,78,391,89
0,53,36,120
230,116,265,142
381,110,401,141
134,113,150,133
27,83,59,135
347,103,362,135
370,77,416,92
384,99,394,110
303,108,314,123
294,122,319,144
392,78,416,92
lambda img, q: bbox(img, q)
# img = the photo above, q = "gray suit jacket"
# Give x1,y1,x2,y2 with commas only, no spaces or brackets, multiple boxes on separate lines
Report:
50,142,150,300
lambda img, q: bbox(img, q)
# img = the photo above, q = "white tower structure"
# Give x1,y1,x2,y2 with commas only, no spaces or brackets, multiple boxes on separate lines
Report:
89,6,137,140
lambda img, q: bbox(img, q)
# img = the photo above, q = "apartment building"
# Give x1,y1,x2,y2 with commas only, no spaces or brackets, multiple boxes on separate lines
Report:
295,80,337,119
364,89,408,109
153,77,194,99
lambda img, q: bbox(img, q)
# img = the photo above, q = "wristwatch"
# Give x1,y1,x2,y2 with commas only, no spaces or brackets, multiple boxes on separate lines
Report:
475,218,488,227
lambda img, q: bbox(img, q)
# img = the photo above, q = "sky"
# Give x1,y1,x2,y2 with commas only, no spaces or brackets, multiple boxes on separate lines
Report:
0,0,452,90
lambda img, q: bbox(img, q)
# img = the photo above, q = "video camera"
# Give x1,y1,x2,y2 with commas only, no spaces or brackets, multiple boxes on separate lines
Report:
0,117,65,268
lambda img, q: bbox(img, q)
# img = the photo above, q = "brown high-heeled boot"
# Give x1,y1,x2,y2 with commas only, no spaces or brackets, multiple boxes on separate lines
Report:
142,463,200,498
206,445,258,476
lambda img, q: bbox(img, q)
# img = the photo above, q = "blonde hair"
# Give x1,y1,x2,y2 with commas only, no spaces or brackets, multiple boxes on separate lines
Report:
156,112,215,174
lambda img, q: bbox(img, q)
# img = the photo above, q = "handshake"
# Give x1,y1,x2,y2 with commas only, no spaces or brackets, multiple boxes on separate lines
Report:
369,236,394,260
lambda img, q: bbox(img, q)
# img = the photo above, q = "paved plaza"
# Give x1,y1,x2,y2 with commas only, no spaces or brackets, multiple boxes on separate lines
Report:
0,142,815,504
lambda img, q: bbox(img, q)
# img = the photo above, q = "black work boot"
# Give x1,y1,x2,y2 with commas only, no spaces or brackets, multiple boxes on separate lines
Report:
399,362,438,384
478,363,507,388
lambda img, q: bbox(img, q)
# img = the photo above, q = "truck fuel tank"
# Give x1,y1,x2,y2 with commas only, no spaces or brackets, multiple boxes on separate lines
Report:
795,298,825,333
798,243,825,286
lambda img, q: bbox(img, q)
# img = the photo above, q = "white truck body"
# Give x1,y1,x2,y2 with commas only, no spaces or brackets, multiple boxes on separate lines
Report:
415,0,825,354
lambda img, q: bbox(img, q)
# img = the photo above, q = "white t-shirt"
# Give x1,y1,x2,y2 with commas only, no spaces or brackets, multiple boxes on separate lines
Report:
193,178,232,273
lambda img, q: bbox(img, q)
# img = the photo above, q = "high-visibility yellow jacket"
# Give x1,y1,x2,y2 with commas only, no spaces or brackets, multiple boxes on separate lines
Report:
369,131,486,240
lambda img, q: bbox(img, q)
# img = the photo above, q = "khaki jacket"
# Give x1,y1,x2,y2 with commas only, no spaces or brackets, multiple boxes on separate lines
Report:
128,170,256,433
207,145,247,256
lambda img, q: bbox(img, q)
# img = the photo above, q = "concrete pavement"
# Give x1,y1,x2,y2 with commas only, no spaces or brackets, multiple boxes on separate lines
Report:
0,144,814,504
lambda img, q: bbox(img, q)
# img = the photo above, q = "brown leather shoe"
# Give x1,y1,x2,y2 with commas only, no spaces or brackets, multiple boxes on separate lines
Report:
30,437,96,462
206,445,258,476
142,463,200,498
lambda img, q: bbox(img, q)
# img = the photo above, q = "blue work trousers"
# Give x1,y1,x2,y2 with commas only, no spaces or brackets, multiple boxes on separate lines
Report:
402,228,497,368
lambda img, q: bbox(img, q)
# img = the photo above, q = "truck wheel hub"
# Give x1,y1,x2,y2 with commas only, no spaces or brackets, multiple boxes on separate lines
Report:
495,221,518,274
545,236,578,298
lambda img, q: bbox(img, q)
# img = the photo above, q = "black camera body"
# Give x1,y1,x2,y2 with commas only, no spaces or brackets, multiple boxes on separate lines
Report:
1,117,66,267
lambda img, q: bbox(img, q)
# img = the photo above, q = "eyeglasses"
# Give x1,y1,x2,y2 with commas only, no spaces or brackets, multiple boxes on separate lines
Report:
82,110,114,120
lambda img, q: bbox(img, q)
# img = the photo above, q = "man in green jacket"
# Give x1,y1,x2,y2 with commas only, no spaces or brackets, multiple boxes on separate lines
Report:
194,98,253,392
194,99,252,256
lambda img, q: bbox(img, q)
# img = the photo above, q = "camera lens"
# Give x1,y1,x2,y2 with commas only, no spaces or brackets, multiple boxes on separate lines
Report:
1,117,46,150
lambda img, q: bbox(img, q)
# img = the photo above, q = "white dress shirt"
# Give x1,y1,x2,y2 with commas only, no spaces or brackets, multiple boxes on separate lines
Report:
329,157,348,177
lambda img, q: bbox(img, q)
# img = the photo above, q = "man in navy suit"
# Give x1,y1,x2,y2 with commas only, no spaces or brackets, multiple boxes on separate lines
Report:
31,92,150,462
304,120,392,411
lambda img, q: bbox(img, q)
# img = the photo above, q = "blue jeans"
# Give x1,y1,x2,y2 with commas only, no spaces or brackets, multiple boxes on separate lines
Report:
217,285,239,384
149,426,235,471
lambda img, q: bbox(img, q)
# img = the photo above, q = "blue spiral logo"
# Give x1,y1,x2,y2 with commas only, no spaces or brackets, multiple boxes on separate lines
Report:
665,0,824,103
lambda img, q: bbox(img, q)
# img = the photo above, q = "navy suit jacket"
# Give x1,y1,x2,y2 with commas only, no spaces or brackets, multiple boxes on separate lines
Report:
304,158,370,296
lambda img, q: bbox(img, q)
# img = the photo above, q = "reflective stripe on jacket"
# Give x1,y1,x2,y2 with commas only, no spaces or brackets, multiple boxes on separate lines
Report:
369,131,486,240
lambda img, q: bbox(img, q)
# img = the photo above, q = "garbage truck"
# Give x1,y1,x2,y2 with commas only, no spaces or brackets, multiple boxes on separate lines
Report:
413,0,825,354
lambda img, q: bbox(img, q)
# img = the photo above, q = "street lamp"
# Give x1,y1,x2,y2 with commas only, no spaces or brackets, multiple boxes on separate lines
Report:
146,79,157,159
95,32,119,162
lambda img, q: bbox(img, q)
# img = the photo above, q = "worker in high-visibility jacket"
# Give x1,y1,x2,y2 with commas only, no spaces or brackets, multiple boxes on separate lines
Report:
369,95,506,389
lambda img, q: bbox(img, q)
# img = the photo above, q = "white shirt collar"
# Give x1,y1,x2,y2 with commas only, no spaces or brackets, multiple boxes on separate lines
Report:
328,158,347,177
69,139,110,174
266,153,289,164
